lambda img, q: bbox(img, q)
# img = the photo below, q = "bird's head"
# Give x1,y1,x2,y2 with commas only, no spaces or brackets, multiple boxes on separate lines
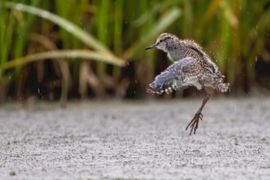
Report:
145,33,179,52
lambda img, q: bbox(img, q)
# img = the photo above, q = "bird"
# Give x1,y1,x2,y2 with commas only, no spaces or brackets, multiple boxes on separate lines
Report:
146,33,230,135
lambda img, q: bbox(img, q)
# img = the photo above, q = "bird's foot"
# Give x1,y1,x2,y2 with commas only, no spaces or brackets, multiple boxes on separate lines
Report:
185,112,203,135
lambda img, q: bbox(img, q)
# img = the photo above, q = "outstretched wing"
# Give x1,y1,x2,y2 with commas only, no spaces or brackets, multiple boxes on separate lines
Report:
147,57,202,95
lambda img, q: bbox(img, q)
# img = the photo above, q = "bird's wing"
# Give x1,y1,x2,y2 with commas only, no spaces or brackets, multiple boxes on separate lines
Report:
147,57,202,94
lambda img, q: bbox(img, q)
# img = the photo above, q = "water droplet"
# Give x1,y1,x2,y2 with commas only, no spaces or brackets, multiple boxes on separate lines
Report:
65,24,75,32
15,3,23,10
41,11,49,18
37,88,41,95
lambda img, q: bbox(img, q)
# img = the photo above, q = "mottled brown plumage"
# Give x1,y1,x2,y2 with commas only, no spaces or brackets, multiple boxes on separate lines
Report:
146,33,230,135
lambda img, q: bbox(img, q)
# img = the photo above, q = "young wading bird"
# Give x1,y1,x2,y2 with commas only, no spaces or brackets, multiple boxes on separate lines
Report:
146,33,230,135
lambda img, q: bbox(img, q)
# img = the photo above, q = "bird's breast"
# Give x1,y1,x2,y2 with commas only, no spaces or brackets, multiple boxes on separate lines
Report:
167,53,173,61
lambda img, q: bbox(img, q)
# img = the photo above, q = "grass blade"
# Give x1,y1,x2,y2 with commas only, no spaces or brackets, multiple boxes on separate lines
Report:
4,2,122,62
3,50,125,70
123,7,181,59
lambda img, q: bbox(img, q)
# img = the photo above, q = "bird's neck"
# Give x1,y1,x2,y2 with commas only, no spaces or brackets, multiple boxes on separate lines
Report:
165,42,186,62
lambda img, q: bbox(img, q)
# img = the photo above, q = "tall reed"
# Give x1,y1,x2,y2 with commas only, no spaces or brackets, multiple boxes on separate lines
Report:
0,0,269,101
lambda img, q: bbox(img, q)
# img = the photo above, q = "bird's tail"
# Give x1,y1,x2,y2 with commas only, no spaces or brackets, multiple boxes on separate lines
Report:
214,71,230,93
217,82,230,93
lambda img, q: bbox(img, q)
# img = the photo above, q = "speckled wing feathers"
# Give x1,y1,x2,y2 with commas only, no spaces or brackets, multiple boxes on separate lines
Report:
147,57,202,95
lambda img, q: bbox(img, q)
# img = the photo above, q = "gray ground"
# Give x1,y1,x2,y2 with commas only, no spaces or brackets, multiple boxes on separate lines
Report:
0,97,270,180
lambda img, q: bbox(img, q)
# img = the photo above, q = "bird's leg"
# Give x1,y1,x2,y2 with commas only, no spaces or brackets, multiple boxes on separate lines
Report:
185,94,210,135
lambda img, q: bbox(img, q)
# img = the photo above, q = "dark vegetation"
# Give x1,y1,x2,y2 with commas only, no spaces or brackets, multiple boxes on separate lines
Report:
0,0,270,103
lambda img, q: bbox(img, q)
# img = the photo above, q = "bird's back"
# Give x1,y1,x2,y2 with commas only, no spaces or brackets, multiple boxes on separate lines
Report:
178,40,230,89
181,40,219,74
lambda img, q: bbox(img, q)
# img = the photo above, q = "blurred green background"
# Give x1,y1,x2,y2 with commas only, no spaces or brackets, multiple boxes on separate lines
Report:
0,0,270,103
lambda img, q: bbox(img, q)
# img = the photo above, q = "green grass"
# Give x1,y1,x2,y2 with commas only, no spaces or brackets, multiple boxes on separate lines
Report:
0,0,269,101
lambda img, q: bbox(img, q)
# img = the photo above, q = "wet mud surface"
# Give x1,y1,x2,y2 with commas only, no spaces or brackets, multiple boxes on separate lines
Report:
0,98,270,179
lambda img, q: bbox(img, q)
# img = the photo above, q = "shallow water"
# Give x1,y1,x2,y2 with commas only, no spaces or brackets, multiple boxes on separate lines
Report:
0,98,270,179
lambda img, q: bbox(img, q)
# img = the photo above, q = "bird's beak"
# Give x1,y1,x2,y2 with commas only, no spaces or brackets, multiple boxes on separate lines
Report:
145,44,156,50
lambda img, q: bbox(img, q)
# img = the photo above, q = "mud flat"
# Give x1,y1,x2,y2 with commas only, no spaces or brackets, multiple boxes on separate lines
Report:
0,97,269,179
